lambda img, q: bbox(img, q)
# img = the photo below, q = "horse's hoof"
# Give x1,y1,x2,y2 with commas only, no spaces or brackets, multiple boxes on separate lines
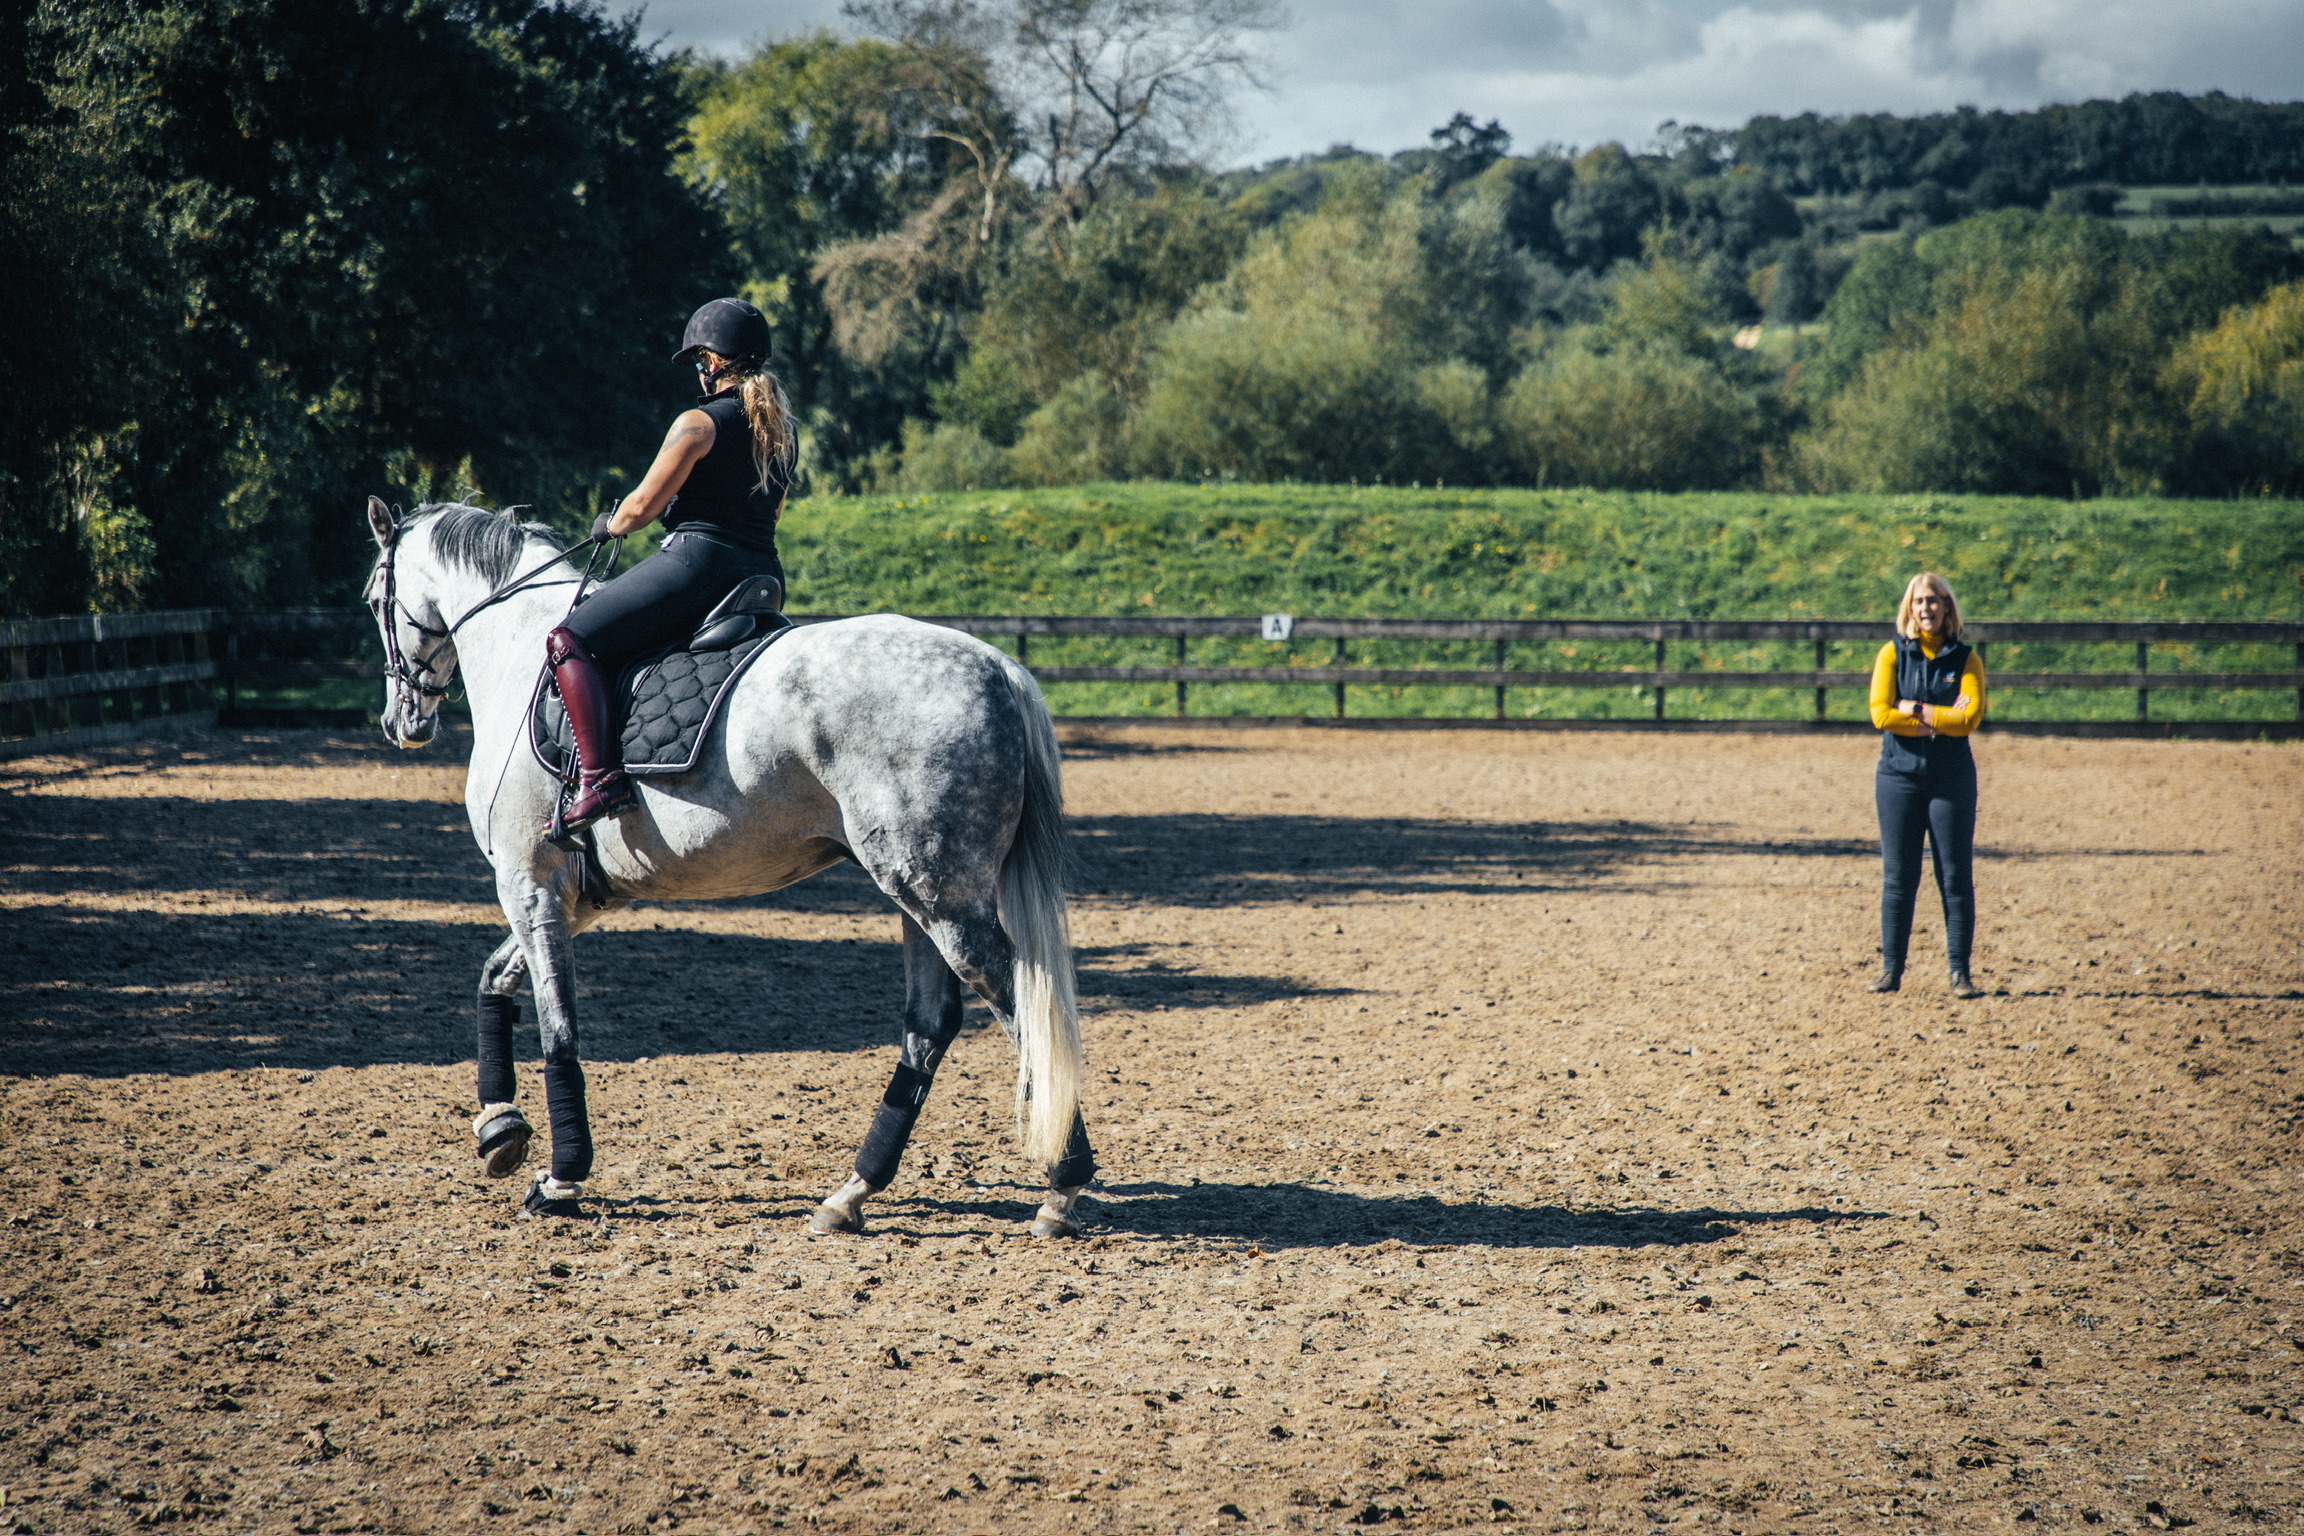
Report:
807,1175,873,1236
807,1203,864,1236
521,1173,585,1220
473,1103,531,1180
1031,1185,1086,1238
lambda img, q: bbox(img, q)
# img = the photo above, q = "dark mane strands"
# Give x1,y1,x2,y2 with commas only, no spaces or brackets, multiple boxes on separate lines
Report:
420,501,568,586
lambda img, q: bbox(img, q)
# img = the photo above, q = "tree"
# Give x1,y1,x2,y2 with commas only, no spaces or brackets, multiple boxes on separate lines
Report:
1499,230,1762,490
1476,152,1573,263
1425,112,1510,190
1552,145,1661,271
1501,345,1757,491
4,0,724,614
1131,165,1518,484
1681,168,1801,264
2166,281,2304,493
1792,212,2296,495
1730,94,2304,203
969,175,1245,405
848,0,1284,225
0,0,175,614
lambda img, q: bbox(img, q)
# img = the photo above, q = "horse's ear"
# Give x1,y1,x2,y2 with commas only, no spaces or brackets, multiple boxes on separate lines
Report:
367,496,396,547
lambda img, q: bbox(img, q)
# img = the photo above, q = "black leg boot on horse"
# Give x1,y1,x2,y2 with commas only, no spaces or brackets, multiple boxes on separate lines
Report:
546,625,640,832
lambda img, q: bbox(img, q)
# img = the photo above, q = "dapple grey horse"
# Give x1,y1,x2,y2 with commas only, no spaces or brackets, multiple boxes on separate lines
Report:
361,498,1092,1235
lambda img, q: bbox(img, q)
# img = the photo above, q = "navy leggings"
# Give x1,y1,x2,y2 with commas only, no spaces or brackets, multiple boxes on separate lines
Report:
561,529,781,667
1875,762,1977,973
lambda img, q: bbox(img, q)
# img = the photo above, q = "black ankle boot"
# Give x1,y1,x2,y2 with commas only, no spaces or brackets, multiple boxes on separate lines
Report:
546,626,639,832
1867,966,1902,993
1949,968,1981,999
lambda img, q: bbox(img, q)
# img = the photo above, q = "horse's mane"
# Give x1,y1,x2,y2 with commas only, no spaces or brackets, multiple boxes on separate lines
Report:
418,502,567,586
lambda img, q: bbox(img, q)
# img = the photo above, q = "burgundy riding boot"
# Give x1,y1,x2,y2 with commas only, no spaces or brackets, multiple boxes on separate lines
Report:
545,625,639,832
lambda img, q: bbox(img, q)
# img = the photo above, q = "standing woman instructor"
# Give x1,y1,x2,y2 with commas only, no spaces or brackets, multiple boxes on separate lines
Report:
1869,573,1986,997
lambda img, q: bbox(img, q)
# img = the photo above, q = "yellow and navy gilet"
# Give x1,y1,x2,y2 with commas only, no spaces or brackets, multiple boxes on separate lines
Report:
1880,636,1974,775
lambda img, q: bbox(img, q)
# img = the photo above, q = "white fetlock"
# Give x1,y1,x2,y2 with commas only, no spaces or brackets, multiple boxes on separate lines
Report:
1032,1184,1086,1238
808,1174,873,1236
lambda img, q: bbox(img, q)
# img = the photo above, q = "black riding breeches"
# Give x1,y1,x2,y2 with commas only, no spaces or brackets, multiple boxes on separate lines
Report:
1875,761,1978,972
560,529,783,668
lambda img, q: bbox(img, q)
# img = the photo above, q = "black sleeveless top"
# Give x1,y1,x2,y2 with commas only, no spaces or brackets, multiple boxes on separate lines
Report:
662,389,795,553
1879,635,1975,776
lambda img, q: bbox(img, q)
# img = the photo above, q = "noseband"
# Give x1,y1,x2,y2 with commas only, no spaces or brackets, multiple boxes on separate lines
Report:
372,518,456,704
371,511,615,709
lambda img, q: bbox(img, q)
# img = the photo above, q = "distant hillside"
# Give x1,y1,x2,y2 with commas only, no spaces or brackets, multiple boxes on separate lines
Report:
1730,92,2304,203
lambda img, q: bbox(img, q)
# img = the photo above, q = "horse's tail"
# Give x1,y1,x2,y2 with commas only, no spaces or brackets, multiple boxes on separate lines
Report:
996,661,1084,1172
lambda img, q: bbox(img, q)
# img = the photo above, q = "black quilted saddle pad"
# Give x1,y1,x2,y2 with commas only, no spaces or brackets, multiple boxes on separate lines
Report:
530,622,791,779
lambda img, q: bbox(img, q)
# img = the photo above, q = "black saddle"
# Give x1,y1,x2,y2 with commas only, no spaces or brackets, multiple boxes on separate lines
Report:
530,576,793,779
688,574,784,652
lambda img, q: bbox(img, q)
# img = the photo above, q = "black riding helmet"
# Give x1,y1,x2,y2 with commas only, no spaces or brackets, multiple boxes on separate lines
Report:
672,298,772,367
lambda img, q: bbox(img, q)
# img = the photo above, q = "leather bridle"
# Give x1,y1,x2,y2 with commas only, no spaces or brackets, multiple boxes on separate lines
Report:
369,510,614,709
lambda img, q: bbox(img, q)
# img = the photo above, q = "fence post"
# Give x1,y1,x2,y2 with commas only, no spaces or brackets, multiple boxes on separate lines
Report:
2136,640,2149,722
1493,638,1506,720
50,638,72,731
1814,637,1828,722
1653,636,1666,721
4,640,21,740
1174,633,1186,718
224,624,240,718
1335,636,1347,719
2296,641,2302,722
1016,630,1028,667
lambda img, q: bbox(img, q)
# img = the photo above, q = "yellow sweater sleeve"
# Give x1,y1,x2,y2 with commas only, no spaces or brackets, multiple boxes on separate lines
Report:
1872,643,1985,734
1869,643,1916,733
1930,653,1986,735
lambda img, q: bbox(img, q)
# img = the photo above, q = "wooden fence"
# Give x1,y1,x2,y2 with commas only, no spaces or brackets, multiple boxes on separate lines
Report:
4,609,2300,759
919,615,2304,728
0,608,371,761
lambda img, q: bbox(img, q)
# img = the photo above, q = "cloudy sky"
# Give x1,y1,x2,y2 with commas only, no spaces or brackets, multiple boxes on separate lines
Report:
615,0,2304,162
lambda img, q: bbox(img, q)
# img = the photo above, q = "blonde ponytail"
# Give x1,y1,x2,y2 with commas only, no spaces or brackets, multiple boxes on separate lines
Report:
700,350,794,494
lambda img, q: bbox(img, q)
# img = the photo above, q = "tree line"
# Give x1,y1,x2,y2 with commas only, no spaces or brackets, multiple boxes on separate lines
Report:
6,0,2304,616
0,0,724,617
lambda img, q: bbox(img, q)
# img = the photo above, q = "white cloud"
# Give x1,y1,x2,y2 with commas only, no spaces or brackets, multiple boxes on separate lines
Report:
1235,0,2304,160
609,0,2304,164
616,0,848,55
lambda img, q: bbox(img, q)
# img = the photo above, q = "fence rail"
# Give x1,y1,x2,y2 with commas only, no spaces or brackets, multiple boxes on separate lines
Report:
856,613,2304,727
3,608,2299,758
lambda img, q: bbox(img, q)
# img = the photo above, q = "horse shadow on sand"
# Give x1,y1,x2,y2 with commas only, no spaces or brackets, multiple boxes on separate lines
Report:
875,1180,1882,1251
0,724,2219,1081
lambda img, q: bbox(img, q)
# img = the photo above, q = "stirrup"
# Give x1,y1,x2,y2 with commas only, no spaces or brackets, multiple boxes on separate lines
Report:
547,766,635,842
554,773,636,834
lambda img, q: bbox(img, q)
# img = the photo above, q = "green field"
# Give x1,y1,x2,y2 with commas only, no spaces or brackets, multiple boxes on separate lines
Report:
2111,184,2304,243
248,486,2303,724
761,484,2304,723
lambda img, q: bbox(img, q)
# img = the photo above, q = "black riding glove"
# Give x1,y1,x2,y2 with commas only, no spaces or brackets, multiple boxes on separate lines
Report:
591,513,616,542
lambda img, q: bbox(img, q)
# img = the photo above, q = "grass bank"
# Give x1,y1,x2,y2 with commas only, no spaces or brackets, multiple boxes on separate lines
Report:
771,485,2304,722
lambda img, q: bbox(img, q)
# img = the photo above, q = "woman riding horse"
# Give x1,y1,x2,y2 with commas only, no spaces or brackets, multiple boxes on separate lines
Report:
548,297,797,831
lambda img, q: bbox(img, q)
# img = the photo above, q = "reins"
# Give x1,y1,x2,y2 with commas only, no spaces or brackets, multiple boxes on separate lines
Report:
374,510,615,703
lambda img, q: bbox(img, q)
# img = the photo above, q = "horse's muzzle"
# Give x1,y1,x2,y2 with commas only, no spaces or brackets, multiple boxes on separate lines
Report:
384,697,438,749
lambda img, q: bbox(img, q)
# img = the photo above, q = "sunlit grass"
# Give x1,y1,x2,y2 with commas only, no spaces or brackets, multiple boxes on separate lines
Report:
773,484,2302,722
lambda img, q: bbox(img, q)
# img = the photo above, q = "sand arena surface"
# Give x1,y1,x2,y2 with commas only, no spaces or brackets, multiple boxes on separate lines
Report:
0,723,2298,1535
